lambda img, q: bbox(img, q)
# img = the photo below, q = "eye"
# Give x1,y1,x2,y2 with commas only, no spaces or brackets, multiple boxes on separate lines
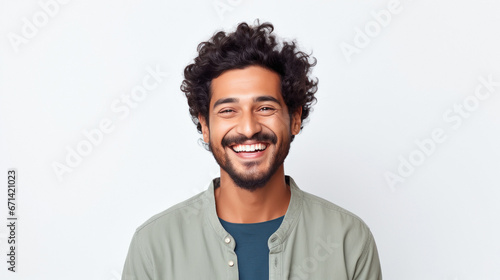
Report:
217,108,236,118
258,106,276,115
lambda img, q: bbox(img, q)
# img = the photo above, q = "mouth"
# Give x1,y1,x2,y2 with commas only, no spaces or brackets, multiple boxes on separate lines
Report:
230,143,268,153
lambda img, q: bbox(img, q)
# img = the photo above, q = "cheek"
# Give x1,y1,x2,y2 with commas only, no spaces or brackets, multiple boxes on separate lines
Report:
209,120,234,142
265,115,291,134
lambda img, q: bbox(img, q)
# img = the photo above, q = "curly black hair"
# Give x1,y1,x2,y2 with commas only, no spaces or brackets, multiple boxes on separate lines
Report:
181,20,318,140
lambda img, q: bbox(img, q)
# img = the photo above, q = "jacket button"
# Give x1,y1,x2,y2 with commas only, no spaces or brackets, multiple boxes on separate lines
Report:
224,237,231,244
228,260,234,267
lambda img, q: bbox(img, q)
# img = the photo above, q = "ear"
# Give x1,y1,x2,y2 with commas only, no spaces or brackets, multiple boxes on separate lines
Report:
291,107,302,135
199,114,210,143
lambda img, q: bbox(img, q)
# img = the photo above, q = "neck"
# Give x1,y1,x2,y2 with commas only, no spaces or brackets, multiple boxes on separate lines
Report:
215,165,291,223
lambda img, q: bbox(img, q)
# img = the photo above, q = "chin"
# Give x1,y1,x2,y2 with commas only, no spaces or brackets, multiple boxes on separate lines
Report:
230,174,272,192
225,163,280,192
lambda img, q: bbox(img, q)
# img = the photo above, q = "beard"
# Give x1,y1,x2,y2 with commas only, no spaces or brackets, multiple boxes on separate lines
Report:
209,131,291,191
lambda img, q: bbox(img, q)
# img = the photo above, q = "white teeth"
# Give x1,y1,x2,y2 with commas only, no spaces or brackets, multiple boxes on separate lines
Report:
232,143,267,153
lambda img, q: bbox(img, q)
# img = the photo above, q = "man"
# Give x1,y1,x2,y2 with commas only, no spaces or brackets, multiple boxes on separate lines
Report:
122,21,382,280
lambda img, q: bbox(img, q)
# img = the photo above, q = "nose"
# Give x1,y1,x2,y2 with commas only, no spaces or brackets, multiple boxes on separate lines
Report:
236,111,262,138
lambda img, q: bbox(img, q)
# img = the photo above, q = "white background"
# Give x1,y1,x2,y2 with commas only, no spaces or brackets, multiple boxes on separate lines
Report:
1,0,499,279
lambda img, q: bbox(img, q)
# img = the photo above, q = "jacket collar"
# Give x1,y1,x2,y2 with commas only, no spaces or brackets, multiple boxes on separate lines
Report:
203,175,303,250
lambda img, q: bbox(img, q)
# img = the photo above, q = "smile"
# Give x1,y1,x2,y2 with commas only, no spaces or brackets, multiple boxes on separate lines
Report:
231,143,268,153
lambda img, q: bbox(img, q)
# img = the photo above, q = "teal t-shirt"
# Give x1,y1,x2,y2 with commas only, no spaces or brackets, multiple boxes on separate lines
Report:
219,216,284,280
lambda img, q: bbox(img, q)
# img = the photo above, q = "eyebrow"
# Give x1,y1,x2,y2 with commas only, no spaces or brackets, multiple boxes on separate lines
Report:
255,96,280,104
212,96,281,108
213,97,239,108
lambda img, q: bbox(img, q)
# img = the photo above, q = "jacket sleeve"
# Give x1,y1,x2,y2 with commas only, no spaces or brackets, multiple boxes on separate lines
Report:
353,232,382,280
122,231,154,280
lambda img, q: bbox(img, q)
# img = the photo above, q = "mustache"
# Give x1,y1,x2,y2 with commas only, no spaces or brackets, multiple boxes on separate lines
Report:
221,132,277,148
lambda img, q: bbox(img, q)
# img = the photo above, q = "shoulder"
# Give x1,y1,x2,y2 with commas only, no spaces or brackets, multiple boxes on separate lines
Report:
301,191,366,222
296,189,377,260
299,189,373,237
134,190,210,237
296,190,382,278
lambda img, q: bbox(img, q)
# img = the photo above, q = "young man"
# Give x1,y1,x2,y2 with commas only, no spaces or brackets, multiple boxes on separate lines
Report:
122,21,382,280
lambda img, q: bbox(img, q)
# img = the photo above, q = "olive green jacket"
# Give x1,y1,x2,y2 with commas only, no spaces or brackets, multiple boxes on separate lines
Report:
122,176,382,280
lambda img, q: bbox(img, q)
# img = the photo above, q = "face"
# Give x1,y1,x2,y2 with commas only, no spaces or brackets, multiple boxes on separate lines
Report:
199,66,302,191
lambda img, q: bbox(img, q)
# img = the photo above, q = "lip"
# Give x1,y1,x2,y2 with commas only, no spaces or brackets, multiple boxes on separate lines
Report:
234,149,266,159
228,142,269,159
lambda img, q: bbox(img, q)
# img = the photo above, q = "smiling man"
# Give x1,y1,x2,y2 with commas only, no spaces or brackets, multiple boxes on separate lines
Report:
122,21,382,280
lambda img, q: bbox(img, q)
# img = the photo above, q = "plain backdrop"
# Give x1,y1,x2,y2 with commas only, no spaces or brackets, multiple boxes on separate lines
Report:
1,0,499,279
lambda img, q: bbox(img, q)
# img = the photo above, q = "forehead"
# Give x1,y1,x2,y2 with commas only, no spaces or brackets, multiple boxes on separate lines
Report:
210,66,282,107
